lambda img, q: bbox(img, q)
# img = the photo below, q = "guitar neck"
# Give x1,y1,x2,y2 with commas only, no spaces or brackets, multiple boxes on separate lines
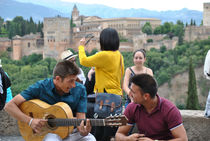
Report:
48,118,107,127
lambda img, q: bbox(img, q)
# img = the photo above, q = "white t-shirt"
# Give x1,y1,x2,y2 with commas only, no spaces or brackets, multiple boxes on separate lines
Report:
78,68,86,85
0,74,3,94
204,50,210,80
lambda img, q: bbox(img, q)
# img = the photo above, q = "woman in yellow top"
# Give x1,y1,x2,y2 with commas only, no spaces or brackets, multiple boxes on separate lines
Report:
78,28,124,95
78,28,124,141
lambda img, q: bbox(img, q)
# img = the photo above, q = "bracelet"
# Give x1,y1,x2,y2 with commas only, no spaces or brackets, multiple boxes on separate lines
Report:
28,118,33,127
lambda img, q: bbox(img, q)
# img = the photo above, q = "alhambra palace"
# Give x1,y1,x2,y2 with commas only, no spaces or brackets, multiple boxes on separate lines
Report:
0,3,210,60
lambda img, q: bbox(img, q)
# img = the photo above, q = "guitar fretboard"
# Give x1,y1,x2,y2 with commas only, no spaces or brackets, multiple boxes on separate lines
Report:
48,119,106,127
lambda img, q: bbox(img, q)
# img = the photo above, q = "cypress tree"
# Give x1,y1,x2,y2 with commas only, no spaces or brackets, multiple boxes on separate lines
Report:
186,58,200,109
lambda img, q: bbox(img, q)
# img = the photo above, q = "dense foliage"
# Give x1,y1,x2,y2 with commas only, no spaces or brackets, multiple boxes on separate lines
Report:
0,53,57,96
0,16,43,39
149,20,185,45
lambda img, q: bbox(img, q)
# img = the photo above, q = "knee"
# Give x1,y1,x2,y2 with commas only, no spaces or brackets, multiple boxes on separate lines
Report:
43,133,62,141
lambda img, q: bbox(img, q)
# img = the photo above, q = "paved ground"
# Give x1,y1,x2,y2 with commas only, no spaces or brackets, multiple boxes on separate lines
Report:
0,136,24,141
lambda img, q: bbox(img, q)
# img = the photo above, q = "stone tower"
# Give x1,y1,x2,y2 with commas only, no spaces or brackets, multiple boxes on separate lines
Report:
71,4,79,21
12,35,22,60
203,3,210,26
43,16,70,59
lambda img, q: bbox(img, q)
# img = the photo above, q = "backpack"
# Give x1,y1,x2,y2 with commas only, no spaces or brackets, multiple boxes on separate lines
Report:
204,50,210,80
0,68,11,110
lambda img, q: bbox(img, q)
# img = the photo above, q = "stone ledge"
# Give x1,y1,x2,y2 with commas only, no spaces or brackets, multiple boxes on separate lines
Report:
0,110,209,141
180,110,210,141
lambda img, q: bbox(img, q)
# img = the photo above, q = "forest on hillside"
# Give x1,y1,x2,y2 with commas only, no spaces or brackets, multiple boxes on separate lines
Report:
0,16,43,39
1,38,210,99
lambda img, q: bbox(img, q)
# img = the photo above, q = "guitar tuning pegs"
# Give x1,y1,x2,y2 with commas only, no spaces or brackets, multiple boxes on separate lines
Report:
93,113,98,119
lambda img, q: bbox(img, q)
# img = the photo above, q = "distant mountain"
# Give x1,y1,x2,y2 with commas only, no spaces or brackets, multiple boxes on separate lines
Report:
0,0,67,22
0,0,203,25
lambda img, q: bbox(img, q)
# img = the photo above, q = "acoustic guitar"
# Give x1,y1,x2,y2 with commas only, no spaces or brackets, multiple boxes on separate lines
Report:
18,99,127,141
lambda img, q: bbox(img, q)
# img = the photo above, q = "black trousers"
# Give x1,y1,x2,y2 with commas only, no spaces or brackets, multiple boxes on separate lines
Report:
94,126,118,141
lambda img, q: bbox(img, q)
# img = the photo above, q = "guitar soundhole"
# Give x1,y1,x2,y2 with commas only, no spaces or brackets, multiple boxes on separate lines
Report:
46,115,57,130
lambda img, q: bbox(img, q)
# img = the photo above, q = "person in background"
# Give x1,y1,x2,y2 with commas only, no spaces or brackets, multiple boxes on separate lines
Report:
115,74,188,141
4,60,96,141
78,28,124,141
84,67,95,95
61,50,86,84
0,59,11,110
123,49,153,108
204,50,210,118
5,72,13,103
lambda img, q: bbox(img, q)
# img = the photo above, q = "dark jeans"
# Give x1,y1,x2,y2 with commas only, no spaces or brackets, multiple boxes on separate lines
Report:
86,101,96,134
94,126,118,141
87,101,118,140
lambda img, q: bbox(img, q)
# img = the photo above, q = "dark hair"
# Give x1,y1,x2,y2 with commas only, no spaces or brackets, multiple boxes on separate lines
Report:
53,60,80,79
133,49,146,58
100,28,119,51
130,74,157,98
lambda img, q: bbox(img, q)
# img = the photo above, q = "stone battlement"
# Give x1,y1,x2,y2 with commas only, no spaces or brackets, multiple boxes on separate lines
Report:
0,110,209,141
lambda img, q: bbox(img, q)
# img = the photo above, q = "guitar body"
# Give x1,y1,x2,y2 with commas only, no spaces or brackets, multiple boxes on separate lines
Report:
18,99,74,141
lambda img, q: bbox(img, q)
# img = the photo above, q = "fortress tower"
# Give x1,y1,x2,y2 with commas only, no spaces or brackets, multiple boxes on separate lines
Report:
71,4,79,21
203,3,210,26
12,36,22,60
43,16,70,59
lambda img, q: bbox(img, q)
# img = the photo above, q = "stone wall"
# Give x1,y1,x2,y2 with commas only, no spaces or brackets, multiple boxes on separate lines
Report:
184,26,210,42
131,110,209,141
0,109,209,141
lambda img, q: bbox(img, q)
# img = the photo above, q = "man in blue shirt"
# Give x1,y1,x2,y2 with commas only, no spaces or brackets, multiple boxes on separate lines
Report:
4,60,96,141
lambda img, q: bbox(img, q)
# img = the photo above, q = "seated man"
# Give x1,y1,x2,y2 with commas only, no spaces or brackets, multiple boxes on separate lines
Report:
4,60,96,141
115,74,188,141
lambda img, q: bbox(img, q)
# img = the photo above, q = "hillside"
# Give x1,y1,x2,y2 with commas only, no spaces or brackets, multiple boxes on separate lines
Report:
0,0,203,24
158,66,210,109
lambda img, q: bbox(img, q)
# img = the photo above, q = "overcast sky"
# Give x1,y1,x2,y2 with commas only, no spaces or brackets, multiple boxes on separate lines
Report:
61,0,209,11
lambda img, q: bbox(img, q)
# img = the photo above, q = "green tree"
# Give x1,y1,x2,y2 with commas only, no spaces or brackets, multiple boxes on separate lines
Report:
163,22,172,34
193,20,196,26
0,17,4,33
70,16,76,28
200,20,203,26
142,22,152,35
186,58,200,109
147,39,153,43
190,19,193,26
153,25,162,35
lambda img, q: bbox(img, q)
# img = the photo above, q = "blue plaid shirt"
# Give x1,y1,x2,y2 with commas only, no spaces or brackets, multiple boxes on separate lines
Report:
21,78,87,114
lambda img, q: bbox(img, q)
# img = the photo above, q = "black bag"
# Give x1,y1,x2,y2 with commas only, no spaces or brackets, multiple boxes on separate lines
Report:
0,68,11,110
93,93,122,118
87,94,96,103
